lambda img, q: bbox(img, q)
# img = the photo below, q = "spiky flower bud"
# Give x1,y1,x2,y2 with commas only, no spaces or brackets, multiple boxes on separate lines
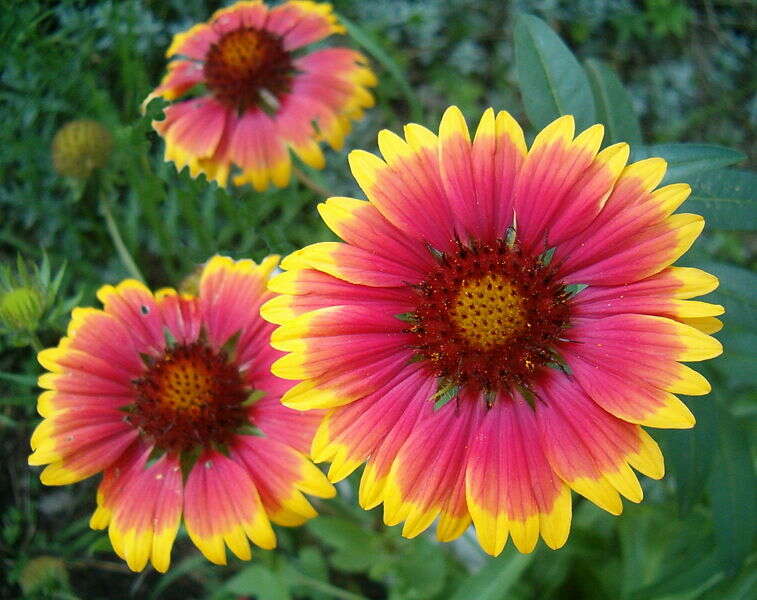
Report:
52,119,113,179
0,285,44,332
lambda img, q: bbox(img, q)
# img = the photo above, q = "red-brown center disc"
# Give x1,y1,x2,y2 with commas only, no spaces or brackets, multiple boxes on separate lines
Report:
408,239,571,396
129,341,250,453
203,27,294,112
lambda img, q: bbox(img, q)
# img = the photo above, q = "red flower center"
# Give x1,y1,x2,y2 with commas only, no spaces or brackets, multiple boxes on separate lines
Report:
408,239,571,396
203,27,294,112
129,341,251,453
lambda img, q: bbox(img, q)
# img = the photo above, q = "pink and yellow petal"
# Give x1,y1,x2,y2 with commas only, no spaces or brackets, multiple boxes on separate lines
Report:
348,129,456,252
381,399,478,539
108,455,183,573
96,279,165,354
166,22,219,59
466,396,571,555
63,308,145,374
228,110,291,191
153,98,229,173
570,358,696,429
311,365,431,480
564,213,706,286
317,196,436,275
211,1,269,33
470,108,527,240
155,288,202,345
573,266,722,319
184,451,275,565
30,419,139,485
513,116,606,251
142,60,205,109
281,241,423,287
267,0,345,50
198,254,278,351
249,394,324,455
231,435,333,527
536,372,665,513
545,141,629,247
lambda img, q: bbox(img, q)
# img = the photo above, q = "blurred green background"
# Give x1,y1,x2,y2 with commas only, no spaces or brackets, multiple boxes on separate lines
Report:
1,1,755,599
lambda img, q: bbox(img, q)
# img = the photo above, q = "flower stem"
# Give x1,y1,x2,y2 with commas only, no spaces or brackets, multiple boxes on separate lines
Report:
99,198,145,283
27,333,44,353
293,166,330,198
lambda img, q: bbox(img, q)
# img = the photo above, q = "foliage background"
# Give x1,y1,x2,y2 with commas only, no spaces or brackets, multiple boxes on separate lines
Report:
1,0,755,598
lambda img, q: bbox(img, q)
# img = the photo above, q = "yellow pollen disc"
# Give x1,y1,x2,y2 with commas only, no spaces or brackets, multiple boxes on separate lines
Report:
159,358,215,414
450,273,527,350
217,29,267,74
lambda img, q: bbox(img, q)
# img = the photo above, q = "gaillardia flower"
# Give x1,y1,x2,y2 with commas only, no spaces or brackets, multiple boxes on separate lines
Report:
145,0,376,190
29,256,334,571
262,107,724,555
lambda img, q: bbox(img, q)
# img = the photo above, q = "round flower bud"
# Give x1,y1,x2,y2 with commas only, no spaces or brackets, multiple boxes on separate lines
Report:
52,119,113,179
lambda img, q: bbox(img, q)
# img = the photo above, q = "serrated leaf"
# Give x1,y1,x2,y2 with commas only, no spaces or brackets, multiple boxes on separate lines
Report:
584,58,642,145
224,564,291,600
449,549,534,600
708,405,757,574
630,143,746,184
684,169,757,231
514,14,596,131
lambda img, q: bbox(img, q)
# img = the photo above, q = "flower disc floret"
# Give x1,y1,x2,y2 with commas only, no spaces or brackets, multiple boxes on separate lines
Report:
204,28,294,111
130,341,250,453
410,239,570,394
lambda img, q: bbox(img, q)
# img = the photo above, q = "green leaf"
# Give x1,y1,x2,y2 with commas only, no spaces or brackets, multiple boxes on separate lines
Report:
337,13,423,122
224,564,291,600
393,537,448,599
658,396,718,514
449,549,534,600
514,14,596,131
307,516,383,573
684,169,757,231
584,58,642,146
709,331,757,390
630,143,746,184
630,551,723,600
708,405,757,574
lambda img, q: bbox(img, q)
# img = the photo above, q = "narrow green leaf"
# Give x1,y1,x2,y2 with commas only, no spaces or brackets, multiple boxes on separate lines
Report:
337,13,422,122
224,564,291,600
630,143,746,184
708,405,757,574
449,549,534,600
658,396,718,514
584,58,642,145
684,169,757,231
514,14,596,131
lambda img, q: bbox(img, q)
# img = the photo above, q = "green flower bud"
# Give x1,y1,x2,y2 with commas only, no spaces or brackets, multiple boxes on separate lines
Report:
52,119,113,179
19,556,69,596
0,285,44,332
